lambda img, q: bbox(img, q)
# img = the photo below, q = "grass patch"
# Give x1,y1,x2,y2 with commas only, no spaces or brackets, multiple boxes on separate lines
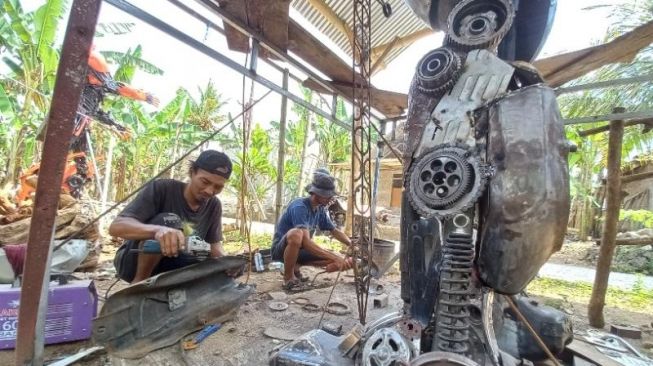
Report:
223,231,273,254
221,232,343,254
527,277,653,313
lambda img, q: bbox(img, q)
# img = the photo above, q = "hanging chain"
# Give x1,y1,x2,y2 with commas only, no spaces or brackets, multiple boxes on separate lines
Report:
351,0,374,325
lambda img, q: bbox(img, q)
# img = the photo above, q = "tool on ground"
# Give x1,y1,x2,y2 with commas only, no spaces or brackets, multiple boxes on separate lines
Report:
130,236,211,259
182,323,221,350
310,270,327,286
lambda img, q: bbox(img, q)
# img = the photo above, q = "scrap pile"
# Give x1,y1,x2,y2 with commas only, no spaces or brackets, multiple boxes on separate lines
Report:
0,188,100,271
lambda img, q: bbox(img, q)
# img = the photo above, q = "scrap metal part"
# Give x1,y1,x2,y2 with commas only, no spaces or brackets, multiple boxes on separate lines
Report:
410,351,480,365
361,328,413,366
93,257,252,359
417,49,514,154
416,47,462,97
407,144,486,218
477,85,571,294
443,0,514,52
269,329,355,366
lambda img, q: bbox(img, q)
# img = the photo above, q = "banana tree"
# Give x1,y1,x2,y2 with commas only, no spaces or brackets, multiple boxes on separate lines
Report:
0,0,68,185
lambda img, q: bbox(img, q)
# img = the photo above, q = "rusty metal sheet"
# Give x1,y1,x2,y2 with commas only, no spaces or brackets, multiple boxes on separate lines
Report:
14,1,102,365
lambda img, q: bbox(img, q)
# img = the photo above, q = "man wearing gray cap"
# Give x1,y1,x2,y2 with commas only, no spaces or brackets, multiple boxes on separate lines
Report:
271,170,352,290
110,149,232,283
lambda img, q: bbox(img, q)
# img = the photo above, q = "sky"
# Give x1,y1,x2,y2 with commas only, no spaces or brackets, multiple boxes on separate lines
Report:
17,0,629,125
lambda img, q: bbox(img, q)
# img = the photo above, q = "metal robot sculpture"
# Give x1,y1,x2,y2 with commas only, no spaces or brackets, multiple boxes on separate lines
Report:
270,0,573,365
16,47,159,204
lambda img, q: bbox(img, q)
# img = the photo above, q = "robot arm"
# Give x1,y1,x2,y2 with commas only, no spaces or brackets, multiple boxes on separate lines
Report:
87,48,160,107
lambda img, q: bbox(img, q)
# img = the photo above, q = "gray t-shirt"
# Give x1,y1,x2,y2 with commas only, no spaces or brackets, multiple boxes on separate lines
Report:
118,179,223,243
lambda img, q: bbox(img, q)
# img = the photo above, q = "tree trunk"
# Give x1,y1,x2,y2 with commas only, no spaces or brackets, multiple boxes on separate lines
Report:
588,109,624,328
115,155,127,201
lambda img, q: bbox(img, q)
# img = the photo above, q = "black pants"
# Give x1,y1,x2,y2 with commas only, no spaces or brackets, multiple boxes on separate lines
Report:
113,213,200,282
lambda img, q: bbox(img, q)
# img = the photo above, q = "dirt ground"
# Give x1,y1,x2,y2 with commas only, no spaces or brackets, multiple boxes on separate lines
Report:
0,244,651,365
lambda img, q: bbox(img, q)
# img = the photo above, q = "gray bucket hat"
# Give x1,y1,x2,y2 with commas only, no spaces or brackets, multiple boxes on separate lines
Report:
307,172,337,198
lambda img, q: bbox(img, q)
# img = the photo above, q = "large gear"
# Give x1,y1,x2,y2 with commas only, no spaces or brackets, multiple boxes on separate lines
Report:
406,144,487,218
416,47,462,97
443,0,514,52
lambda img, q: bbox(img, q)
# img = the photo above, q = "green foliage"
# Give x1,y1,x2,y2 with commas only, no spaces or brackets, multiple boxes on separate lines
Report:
619,209,653,228
223,231,273,253
564,0,653,237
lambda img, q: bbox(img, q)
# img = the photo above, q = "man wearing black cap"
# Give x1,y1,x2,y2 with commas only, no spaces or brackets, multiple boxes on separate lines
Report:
110,149,232,283
271,171,353,290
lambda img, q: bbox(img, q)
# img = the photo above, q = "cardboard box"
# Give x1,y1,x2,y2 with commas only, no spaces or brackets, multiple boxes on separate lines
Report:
0,280,98,349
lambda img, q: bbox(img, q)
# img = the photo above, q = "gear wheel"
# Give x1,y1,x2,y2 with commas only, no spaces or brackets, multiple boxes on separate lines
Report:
444,0,514,52
407,144,486,218
416,47,462,96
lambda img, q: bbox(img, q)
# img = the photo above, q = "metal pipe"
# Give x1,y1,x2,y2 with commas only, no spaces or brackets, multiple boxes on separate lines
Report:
14,1,102,364
103,0,350,129
556,73,653,95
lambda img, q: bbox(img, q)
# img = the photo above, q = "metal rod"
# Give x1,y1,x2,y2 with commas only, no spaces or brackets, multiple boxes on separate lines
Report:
85,130,104,199
14,1,102,365
556,73,653,95
505,296,562,366
103,0,349,129
563,110,653,125
274,69,289,228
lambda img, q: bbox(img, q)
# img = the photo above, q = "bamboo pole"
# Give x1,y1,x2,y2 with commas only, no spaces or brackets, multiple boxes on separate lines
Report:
588,107,625,328
274,69,289,228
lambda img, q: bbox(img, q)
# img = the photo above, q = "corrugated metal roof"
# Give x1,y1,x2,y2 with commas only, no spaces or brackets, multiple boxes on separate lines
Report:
291,0,431,68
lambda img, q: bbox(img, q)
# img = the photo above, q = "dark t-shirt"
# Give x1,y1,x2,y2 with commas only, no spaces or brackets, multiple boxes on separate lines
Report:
119,179,223,243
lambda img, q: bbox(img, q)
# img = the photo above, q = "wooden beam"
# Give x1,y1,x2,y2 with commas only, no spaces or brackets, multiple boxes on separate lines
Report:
303,78,406,117
596,237,653,246
287,19,366,86
535,20,653,87
371,29,432,64
306,0,353,50
578,117,653,136
622,171,653,184
371,36,399,75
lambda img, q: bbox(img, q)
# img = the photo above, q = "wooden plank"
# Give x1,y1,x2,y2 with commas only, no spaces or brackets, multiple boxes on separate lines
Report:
217,0,250,54
303,79,406,117
287,19,364,85
249,0,290,60
534,21,653,87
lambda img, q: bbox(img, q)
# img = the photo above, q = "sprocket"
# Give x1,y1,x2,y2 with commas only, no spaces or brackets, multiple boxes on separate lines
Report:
406,144,487,218
415,47,462,97
443,0,514,52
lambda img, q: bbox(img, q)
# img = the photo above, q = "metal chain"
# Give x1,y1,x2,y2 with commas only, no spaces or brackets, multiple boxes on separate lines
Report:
351,0,374,325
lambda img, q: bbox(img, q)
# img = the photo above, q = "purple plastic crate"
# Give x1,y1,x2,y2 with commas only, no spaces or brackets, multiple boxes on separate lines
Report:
0,279,98,349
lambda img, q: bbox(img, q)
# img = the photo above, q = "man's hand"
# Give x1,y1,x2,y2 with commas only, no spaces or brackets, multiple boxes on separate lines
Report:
154,226,185,257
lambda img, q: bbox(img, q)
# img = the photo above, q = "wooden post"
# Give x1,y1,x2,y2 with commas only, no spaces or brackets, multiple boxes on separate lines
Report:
274,69,289,228
588,107,625,328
